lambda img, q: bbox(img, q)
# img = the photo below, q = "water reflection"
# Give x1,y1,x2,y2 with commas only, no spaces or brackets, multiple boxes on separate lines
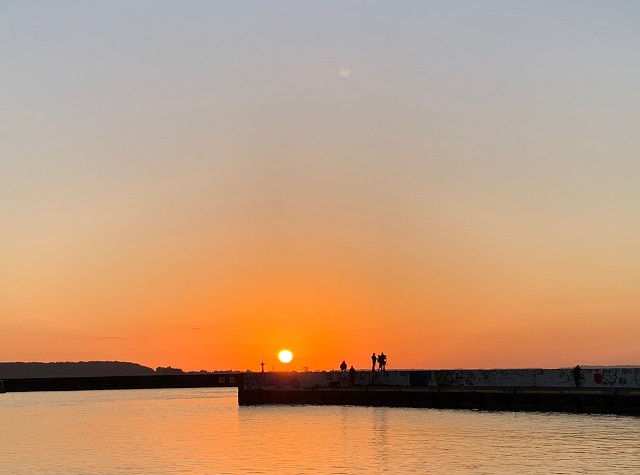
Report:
370,408,390,472
1,389,640,474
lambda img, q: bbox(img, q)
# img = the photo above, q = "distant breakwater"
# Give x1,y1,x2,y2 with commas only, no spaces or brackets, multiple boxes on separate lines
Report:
237,369,640,416
1,373,238,392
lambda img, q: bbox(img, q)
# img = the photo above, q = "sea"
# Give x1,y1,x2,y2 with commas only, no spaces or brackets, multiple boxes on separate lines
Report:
1,387,639,474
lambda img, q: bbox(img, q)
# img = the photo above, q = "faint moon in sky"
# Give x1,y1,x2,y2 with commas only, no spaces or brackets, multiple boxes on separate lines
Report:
339,67,351,78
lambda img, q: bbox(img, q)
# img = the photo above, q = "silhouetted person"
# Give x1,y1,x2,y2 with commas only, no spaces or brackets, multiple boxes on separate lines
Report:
378,352,387,371
573,365,581,388
340,360,347,372
371,353,377,371
349,365,356,385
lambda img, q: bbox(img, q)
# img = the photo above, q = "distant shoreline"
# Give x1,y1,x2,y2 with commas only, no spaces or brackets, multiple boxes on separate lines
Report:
0,361,232,380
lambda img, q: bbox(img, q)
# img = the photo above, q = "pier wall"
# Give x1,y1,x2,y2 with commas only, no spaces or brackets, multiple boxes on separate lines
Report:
242,367,640,390
242,370,409,389
238,369,640,415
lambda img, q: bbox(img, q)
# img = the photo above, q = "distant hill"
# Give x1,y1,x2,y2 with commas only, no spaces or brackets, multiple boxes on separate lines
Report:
0,361,156,379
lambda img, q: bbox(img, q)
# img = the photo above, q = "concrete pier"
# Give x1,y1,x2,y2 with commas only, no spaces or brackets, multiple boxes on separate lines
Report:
5,367,640,415
237,368,640,416
0,373,238,392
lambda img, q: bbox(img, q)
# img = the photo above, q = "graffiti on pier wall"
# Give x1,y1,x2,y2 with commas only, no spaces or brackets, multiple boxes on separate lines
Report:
243,371,327,390
242,367,640,390
324,370,409,388
429,369,540,388
408,368,640,388
593,369,617,386
434,370,481,387
590,368,640,387
495,369,539,387
242,370,410,390
425,368,640,388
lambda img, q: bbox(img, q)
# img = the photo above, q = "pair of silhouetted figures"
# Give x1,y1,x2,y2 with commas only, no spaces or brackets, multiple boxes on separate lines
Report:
371,352,387,371
340,360,356,373
340,361,357,384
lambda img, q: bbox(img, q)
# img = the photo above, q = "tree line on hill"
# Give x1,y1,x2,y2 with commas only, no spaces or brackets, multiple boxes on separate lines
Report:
0,361,205,379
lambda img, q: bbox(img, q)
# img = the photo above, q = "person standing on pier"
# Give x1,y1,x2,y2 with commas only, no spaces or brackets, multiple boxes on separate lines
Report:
573,365,581,388
371,353,377,371
378,353,387,371
340,360,347,372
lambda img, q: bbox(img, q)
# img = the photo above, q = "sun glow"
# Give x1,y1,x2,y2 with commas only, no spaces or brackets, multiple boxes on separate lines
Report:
278,349,293,364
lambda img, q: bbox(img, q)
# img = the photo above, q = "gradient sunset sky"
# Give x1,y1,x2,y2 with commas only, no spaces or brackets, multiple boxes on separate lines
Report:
2,1,640,371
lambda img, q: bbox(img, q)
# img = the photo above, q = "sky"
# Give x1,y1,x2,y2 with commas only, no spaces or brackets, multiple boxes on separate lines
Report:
2,1,640,372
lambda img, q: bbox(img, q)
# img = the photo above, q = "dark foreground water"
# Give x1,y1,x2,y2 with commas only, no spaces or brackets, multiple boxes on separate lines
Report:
1,387,639,474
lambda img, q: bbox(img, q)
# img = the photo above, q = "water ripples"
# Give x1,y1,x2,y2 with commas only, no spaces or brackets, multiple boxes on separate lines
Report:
1,388,640,474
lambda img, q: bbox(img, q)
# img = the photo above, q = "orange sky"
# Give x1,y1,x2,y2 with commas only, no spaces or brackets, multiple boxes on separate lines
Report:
2,3,640,371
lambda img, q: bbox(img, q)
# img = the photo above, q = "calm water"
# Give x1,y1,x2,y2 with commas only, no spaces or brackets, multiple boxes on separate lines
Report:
1,388,640,474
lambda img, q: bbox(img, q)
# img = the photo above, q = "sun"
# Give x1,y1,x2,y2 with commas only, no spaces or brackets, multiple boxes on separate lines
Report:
278,349,293,364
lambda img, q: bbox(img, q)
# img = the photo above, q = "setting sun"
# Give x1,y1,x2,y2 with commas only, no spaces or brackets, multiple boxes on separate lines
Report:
278,349,293,364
